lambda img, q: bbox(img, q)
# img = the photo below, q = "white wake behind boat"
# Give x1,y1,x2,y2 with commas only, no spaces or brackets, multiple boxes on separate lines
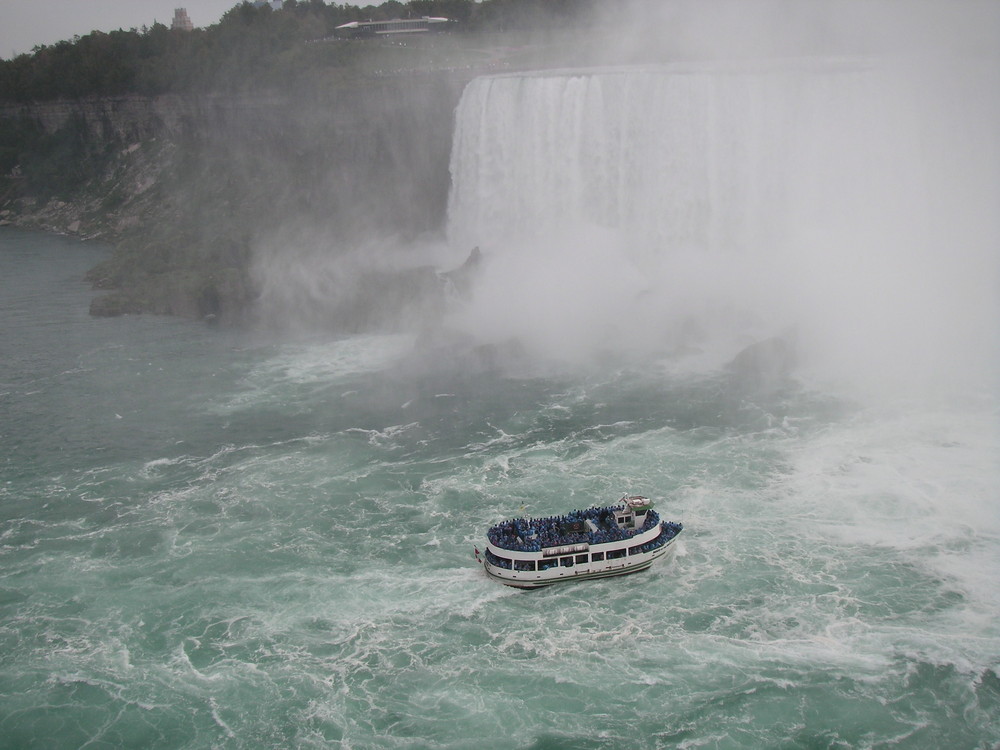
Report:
477,495,683,589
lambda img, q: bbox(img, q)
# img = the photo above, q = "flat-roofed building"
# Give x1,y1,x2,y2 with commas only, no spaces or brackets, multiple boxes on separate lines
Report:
335,17,452,38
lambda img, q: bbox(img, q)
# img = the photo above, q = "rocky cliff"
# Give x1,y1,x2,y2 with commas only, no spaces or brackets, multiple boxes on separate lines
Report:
0,71,472,325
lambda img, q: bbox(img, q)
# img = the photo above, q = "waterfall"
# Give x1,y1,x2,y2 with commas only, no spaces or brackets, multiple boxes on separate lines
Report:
449,61,921,255
444,61,999,387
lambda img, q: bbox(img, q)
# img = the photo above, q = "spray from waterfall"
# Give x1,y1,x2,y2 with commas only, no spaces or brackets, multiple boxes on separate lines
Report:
444,53,999,394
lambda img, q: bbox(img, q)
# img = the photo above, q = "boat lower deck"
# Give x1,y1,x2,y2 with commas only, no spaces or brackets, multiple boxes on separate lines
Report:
482,536,677,588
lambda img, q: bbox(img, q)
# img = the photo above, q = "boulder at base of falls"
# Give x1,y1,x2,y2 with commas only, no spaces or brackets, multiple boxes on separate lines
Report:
726,334,797,394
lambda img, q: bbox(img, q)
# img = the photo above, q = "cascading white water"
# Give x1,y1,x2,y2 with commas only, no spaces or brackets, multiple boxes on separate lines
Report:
445,60,999,390
450,63,920,255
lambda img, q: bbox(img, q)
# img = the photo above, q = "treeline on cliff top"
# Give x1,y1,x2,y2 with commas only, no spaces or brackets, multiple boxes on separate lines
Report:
0,0,597,101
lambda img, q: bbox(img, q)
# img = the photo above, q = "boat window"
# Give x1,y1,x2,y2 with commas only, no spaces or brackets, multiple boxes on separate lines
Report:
628,544,644,556
560,557,574,567
591,551,605,562
539,560,556,571
514,559,535,571
607,549,626,560
485,549,513,569
575,554,588,564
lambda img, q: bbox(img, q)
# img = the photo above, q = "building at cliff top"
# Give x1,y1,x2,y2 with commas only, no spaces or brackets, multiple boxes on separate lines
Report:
334,17,453,38
171,8,193,32
254,0,285,9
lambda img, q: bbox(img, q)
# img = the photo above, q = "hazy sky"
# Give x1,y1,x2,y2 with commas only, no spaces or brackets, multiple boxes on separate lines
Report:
1,0,242,59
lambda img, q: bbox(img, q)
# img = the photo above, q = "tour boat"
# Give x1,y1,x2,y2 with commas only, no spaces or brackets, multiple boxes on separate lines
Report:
476,495,683,588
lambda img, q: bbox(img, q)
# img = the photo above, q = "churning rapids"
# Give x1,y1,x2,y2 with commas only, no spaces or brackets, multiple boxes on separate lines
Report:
2,55,999,749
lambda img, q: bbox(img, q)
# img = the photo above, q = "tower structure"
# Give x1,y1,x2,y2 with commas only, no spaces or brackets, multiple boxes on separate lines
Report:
171,8,194,31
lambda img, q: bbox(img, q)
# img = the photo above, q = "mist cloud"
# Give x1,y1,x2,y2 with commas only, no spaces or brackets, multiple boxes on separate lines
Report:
444,2,999,393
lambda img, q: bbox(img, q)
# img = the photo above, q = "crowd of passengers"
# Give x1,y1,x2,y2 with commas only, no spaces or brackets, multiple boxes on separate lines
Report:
484,521,684,570
639,521,683,553
487,505,662,552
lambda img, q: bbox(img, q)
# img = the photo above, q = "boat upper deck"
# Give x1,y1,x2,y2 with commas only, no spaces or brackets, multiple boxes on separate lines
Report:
487,501,660,553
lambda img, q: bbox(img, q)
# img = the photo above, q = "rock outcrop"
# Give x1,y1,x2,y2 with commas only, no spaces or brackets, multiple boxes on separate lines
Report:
1,73,471,325
726,334,797,394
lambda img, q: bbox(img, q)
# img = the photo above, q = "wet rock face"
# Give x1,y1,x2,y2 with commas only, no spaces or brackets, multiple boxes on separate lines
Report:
727,335,797,394
88,267,253,324
0,94,293,143
3,76,469,324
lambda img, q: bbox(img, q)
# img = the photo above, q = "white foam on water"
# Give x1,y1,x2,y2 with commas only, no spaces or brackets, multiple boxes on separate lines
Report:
269,334,415,383
343,422,421,449
778,401,1000,562
767,395,1000,670
219,334,415,412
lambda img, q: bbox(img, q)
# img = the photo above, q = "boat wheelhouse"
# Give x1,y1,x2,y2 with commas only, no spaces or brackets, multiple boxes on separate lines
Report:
477,496,682,589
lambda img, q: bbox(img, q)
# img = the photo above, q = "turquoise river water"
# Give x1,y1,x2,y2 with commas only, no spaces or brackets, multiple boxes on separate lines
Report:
1,226,999,748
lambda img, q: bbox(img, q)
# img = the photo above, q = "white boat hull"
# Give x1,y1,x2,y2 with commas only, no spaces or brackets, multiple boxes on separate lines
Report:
481,536,678,589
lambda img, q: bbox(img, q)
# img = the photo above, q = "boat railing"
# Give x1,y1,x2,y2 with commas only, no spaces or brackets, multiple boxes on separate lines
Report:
487,506,661,553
